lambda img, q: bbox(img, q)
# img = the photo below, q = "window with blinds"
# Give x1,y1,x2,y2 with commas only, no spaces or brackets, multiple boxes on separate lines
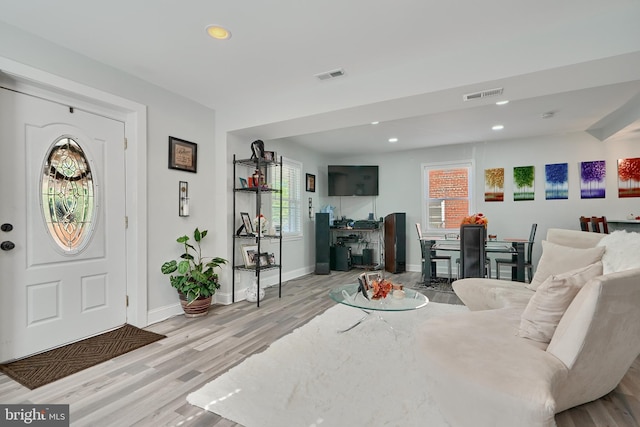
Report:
272,157,302,237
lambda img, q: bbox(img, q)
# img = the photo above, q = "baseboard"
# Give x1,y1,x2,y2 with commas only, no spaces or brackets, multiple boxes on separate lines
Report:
147,302,184,325
213,266,315,305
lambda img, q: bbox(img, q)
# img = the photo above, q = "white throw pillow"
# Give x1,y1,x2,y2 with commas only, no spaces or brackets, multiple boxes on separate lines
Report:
527,240,605,291
596,230,640,274
519,262,603,343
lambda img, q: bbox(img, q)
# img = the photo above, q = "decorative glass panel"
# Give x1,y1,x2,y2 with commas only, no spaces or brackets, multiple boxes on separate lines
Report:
41,137,95,253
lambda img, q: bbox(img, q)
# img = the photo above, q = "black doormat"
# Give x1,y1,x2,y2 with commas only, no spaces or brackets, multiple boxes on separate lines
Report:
0,324,166,389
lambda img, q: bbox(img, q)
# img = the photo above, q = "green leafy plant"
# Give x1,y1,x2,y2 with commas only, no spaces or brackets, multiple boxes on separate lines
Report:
161,228,228,304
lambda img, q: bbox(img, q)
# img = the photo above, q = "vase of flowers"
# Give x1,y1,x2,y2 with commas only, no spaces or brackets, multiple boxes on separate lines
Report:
254,214,268,236
461,212,488,228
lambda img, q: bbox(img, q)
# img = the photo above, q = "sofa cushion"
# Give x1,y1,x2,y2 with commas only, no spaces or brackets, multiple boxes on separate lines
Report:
519,262,603,343
596,230,640,274
453,278,534,311
527,240,605,291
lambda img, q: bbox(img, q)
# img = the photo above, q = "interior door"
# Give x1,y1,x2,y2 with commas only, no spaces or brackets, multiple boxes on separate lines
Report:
0,87,127,362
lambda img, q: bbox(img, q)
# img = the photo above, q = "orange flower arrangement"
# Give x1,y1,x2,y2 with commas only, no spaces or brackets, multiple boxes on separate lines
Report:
461,212,488,228
370,278,403,300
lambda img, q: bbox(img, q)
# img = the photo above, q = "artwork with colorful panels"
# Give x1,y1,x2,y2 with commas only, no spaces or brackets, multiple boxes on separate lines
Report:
545,163,568,200
514,166,535,201
580,160,606,199
618,158,640,198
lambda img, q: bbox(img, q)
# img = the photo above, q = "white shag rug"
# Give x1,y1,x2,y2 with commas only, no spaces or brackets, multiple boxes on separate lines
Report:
187,301,468,427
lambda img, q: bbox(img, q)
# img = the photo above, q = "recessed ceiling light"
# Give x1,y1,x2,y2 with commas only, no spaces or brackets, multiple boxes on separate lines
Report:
492,125,504,131
388,138,398,143
371,121,379,125
206,25,231,40
496,100,509,106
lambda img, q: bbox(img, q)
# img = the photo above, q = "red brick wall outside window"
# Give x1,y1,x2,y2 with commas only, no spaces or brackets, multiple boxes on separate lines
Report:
425,164,472,230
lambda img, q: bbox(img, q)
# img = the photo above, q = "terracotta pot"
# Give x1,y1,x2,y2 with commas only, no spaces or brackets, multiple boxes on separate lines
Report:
178,293,212,318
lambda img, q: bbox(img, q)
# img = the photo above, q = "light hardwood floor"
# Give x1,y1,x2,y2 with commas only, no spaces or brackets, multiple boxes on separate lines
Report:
1,271,639,426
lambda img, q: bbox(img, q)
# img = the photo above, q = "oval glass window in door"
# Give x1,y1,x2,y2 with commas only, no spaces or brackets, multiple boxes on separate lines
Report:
41,136,96,254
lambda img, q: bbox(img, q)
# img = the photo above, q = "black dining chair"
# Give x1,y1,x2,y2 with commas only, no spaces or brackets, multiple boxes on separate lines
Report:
416,223,452,284
458,224,487,279
495,223,537,282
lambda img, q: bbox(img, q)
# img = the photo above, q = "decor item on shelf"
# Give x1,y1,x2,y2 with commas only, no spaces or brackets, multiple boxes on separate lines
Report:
254,214,268,236
250,139,265,160
241,244,258,268
250,168,268,189
263,151,276,162
240,212,254,236
461,212,488,227
161,228,228,317
245,278,265,303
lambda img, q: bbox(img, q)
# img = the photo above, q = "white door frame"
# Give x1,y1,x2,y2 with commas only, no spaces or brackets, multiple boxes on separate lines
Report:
0,57,149,328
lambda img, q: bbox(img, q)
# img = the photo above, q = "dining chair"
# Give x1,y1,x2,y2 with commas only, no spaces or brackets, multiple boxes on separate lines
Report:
591,216,609,234
579,216,591,232
415,223,452,284
495,223,537,282
457,224,487,279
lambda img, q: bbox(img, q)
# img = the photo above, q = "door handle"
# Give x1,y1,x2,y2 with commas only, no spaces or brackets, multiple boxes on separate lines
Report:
1,241,15,251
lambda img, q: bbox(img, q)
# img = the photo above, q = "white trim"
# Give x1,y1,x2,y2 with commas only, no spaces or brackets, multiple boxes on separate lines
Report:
0,56,149,328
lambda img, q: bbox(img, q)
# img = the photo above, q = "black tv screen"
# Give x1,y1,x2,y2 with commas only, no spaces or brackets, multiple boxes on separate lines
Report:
328,165,379,196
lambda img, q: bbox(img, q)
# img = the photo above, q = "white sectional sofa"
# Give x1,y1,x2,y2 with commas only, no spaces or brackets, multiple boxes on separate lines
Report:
418,228,640,427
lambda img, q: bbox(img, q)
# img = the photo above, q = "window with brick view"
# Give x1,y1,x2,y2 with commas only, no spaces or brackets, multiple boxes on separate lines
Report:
424,163,472,230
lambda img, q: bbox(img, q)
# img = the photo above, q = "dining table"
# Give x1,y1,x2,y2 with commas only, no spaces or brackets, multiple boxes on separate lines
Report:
420,237,528,283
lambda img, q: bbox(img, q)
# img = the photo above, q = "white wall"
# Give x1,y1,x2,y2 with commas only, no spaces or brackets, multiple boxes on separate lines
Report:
318,131,640,275
0,22,222,323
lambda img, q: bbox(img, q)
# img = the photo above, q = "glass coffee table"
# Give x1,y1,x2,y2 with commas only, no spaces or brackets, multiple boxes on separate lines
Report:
329,283,429,333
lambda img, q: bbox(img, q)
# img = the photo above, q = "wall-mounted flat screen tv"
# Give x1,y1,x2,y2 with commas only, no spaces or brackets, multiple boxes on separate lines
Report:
328,165,379,196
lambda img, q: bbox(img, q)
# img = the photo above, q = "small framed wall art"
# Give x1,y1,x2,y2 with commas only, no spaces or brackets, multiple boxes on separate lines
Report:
306,173,316,192
168,136,197,173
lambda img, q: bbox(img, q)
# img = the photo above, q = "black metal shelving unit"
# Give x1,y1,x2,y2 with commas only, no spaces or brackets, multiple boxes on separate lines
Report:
232,154,283,307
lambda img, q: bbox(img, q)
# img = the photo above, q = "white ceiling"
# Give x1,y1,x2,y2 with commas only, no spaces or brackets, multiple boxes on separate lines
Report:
2,0,640,155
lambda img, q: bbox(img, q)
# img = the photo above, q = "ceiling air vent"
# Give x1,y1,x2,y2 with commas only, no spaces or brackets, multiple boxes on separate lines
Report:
463,87,504,101
315,68,345,81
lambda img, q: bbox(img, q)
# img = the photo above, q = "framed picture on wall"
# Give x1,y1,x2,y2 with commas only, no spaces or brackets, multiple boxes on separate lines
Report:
306,173,316,192
168,136,197,173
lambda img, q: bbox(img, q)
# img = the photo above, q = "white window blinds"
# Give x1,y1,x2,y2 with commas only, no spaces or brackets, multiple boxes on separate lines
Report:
273,157,302,236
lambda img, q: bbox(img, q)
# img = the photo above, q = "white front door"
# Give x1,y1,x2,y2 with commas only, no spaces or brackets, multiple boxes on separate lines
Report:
0,87,127,362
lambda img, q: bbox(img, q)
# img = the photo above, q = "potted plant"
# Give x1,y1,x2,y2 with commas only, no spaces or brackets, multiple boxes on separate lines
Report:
161,228,228,317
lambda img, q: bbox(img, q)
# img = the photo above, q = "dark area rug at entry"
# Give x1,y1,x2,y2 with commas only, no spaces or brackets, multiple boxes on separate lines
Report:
0,324,166,389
